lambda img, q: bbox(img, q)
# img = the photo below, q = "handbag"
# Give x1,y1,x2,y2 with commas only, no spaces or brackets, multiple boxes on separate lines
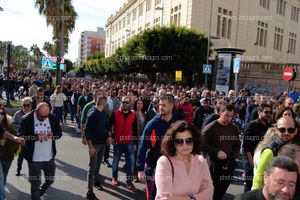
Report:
165,155,174,182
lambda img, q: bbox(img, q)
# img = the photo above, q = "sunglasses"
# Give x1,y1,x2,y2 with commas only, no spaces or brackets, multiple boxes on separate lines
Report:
264,111,271,115
23,104,31,107
276,127,296,134
174,137,193,146
0,112,5,116
122,101,130,104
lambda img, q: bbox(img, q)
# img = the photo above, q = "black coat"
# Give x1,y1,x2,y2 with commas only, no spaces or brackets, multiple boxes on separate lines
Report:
19,111,62,162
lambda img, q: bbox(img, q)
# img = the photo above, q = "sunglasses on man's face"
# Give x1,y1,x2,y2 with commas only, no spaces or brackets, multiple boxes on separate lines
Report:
263,111,271,115
174,137,194,146
0,111,5,116
122,101,130,104
276,127,296,134
23,104,31,107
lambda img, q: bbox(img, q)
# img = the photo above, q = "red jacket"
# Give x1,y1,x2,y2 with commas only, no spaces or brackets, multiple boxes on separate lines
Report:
179,102,194,124
113,110,136,144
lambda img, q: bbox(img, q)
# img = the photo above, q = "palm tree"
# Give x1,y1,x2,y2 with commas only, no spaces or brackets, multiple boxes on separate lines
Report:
30,44,44,67
43,41,54,56
34,0,78,53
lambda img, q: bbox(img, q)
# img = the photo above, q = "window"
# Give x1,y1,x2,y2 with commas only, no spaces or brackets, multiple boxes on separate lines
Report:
288,32,297,54
170,4,181,26
155,0,161,6
153,17,160,25
291,6,299,22
118,21,121,31
145,22,151,28
127,14,131,25
277,0,286,16
138,27,143,33
146,0,152,12
139,3,144,17
259,0,270,9
132,8,137,21
123,18,126,28
216,7,232,38
274,27,284,51
255,21,268,47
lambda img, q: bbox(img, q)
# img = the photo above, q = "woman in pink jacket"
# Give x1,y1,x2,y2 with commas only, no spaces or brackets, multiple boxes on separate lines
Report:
155,120,214,200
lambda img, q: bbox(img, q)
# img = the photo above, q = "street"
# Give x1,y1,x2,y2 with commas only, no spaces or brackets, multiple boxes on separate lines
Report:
6,119,244,200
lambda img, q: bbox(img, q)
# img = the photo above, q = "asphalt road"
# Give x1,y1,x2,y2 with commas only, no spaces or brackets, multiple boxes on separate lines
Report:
5,119,244,200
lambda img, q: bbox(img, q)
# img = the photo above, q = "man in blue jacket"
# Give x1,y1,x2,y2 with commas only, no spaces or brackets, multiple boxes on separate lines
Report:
137,94,176,200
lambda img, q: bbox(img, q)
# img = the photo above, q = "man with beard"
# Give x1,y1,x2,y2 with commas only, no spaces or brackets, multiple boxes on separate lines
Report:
179,93,193,124
192,98,215,129
137,94,176,200
253,117,298,189
234,156,298,200
202,103,241,200
110,96,138,191
242,104,273,192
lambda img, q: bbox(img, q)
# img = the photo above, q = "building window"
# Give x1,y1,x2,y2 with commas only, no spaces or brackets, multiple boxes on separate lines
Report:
170,4,181,26
139,3,144,17
146,0,152,12
274,27,284,51
216,7,232,38
291,6,299,22
288,32,297,54
256,21,268,47
133,8,137,21
155,0,161,6
153,17,161,26
138,27,143,33
127,14,131,25
119,21,121,31
145,22,151,29
259,0,270,9
123,18,126,28
277,0,286,16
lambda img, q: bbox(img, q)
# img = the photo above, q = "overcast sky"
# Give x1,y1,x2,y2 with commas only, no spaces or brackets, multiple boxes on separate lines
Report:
0,0,126,62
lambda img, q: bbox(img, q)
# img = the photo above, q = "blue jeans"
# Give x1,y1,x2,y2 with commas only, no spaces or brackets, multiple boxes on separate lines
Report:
242,155,253,192
112,144,134,184
145,166,156,200
54,106,63,123
0,160,5,200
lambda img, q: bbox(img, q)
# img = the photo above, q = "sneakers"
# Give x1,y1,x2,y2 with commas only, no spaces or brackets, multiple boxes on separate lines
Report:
40,188,46,197
86,191,99,200
103,160,112,168
93,182,103,191
15,171,21,176
111,178,119,186
126,183,137,192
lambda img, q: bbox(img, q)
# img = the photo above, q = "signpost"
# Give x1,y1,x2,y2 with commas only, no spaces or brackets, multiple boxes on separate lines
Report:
175,70,182,82
203,64,212,74
283,67,296,93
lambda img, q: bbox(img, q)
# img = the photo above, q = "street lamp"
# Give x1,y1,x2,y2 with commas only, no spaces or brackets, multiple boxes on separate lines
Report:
155,7,164,25
205,0,214,89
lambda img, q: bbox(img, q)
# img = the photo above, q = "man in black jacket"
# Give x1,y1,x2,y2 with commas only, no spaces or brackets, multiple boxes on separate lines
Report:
85,96,113,200
242,104,272,192
19,102,62,200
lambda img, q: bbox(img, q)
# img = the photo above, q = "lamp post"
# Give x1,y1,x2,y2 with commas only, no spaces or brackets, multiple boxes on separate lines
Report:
155,7,164,26
205,0,214,89
6,42,11,107
55,0,60,86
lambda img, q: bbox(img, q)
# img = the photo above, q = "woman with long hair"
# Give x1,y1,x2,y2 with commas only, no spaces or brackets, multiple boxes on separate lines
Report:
155,121,213,200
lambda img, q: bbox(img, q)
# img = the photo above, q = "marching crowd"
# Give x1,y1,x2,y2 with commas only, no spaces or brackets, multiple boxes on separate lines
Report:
0,72,300,200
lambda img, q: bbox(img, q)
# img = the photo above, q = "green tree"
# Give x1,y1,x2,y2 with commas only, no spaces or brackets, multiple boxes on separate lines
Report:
43,41,54,56
30,44,45,67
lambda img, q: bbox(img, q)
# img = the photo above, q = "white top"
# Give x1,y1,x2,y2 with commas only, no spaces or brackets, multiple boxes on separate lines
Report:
50,92,67,107
32,112,53,162
253,150,261,178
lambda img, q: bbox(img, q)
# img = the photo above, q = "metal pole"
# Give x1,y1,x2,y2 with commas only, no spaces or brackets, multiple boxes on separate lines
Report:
234,73,238,94
6,43,11,106
55,0,60,86
205,0,213,88
61,0,64,73
287,81,290,93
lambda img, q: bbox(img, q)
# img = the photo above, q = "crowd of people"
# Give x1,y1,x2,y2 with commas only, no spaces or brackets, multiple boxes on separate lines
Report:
0,72,300,200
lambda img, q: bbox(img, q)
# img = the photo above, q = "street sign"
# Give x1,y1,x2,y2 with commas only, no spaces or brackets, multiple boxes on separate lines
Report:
203,64,212,74
283,68,295,81
233,57,241,74
175,70,182,81
42,57,54,69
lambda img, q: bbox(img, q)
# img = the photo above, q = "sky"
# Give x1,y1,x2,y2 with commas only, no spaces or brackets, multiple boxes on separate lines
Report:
0,0,126,62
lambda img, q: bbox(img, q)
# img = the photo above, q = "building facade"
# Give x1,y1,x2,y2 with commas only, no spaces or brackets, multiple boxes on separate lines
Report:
78,27,106,65
106,0,300,94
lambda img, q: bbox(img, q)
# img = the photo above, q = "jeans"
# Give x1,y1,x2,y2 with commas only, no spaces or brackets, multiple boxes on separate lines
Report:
242,155,253,192
17,153,24,173
0,160,5,200
54,106,63,123
145,165,156,200
104,145,110,160
88,144,106,192
1,160,12,186
28,159,56,200
112,144,134,184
